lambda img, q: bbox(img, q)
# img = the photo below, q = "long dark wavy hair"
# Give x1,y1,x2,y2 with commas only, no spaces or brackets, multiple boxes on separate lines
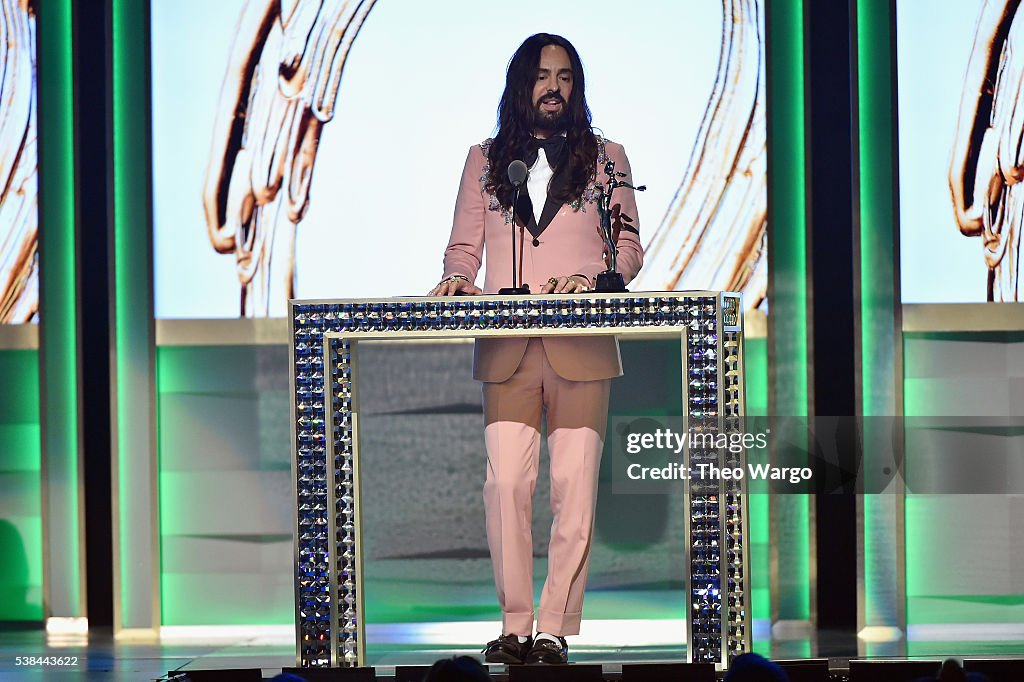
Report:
485,33,598,211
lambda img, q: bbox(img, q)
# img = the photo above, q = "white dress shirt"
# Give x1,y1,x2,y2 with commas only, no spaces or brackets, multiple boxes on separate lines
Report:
526,147,554,224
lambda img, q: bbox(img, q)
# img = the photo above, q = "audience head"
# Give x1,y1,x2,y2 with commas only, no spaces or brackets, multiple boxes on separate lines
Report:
424,655,490,682
724,653,790,682
938,658,968,682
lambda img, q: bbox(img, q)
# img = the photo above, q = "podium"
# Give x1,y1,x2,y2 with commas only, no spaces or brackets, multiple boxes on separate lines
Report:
288,291,748,669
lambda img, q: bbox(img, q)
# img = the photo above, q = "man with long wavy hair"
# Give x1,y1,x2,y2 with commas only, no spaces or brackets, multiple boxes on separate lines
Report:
430,34,643,665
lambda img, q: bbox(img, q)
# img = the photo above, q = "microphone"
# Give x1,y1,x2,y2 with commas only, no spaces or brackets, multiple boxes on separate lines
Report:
499,160,531,295
508,160,529,187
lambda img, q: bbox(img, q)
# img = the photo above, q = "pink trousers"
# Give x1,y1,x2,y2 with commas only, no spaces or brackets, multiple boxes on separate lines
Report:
482,338,610,636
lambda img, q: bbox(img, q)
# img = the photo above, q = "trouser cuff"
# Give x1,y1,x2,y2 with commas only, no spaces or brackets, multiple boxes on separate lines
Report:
537,608,583,636
502,610,535,636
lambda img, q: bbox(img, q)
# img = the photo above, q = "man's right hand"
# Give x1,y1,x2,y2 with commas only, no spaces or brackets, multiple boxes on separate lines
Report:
429,275,482,296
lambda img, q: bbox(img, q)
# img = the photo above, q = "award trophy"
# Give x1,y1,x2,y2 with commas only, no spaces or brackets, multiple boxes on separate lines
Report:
594,158,645,292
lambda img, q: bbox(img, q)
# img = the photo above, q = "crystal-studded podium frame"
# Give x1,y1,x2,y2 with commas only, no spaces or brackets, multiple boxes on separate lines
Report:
289,291,749,669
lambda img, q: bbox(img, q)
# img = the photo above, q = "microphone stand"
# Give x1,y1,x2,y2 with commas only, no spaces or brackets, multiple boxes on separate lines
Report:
499,172,531,296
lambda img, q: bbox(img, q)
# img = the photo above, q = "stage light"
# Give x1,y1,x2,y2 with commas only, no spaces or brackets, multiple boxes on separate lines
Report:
45,617,88,636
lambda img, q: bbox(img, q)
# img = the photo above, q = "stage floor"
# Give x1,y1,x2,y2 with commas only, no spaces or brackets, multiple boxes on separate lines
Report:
2,623,1024,681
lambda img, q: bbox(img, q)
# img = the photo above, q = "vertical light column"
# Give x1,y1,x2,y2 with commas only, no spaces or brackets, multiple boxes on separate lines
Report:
36,0,85,623
742,330,770,652
110,0,159,634
0,342,43,621
852,0,906,656
765,0,814,653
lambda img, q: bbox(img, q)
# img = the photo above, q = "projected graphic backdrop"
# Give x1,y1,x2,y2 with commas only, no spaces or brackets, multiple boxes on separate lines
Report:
151,0,766,318
0,0,38,323
898,0,1024,303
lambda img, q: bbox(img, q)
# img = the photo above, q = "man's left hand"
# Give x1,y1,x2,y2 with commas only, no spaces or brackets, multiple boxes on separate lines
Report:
541,274,592,294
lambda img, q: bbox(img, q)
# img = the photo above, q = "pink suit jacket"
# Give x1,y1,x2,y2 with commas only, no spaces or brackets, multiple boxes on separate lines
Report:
441,137,644,383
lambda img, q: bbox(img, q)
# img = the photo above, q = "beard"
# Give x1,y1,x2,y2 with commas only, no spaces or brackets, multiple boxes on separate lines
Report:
533,97,569,133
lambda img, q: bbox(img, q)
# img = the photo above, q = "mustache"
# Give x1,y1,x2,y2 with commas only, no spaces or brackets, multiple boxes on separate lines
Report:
536,92,566,105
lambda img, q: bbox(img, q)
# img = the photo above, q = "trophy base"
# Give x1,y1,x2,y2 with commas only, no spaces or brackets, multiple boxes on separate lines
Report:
593,271,627,293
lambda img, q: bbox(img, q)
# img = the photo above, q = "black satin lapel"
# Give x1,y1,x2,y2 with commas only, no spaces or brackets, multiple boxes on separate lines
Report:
515,185,538,233
531,164,570,237
535,195,561,236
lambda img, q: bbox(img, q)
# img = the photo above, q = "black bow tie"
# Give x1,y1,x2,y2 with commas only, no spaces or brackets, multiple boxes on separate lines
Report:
524,135,567,170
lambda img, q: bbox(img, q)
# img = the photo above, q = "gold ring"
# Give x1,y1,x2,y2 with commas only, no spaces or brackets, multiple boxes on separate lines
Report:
548,278,559,286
